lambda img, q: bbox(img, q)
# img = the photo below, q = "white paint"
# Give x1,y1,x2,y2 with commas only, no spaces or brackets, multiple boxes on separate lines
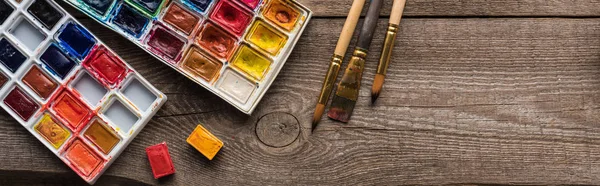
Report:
104,99,138,132
73,73,107,106
217,69,256,104
122,78,156,112
11,19,45,51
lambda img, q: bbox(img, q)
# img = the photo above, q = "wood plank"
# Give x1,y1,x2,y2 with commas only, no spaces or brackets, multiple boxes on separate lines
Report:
58,0,600,18
2,17,600,185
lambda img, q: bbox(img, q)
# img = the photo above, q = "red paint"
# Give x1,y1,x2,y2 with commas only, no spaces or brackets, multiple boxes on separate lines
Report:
63,138,104,179
52,90,91,131
146,142,175,179
4,87,39,121
210,0,253,36
83,45,128,86
146,24,186,62
238,0,260,9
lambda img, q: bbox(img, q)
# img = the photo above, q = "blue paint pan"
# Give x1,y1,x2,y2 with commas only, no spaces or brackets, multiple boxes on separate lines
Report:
56,22,97,60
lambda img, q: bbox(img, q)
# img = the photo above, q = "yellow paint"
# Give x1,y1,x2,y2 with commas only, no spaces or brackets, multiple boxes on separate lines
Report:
230,45,272,80
246,21,287,55
186,124,223,160
34,114,71,149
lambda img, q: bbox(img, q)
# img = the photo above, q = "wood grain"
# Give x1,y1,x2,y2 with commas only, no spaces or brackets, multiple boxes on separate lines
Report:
3,0,600,185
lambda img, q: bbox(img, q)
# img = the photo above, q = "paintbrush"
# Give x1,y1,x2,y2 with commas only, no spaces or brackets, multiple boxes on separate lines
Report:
327,0,384,122
312,0,366,131
371,0,407,103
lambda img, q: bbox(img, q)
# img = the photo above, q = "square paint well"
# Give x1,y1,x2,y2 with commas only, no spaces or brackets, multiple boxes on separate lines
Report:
84,46,127,86
111,3,150,38
0,0,13,25
187,124,222,160
162,3,199,35
72,72,107,107
209,0,253,36
84,119,120,154
34,113,71,149
52,90,92,131
40,44,77,79
181,46,222,82
125,0,165,17
27,0,63,29
121,78,156,112
146,24,186,61
146,142,175,179
263,0,300,31
81,0,116,17
22,65,58,99
230,44,271,80
10,17,46,51
216,69,255,103
57,22,97,60
196,22,237,59
103,98,138,133
4,86,39,121
64,139,104,177
246,20,287,55
0,38,27,73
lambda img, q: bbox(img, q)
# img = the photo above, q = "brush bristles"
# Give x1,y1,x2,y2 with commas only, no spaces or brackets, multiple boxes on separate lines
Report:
312,104,325,131
371,74,385,103
327,95,356,122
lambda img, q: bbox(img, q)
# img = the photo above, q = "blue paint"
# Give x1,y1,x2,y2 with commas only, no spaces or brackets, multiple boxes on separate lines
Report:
111,4,150,38
57,22,96,60
0,38,26,73
182,0,212,13
81,0,115,16
40,44,77,79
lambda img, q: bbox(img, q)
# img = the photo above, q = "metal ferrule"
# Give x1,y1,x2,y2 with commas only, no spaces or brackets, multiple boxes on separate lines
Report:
317,54,344,104
376,23,399,75
335,48,368,101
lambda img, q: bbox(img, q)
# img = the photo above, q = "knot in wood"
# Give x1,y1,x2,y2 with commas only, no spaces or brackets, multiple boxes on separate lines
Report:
255,112,300,148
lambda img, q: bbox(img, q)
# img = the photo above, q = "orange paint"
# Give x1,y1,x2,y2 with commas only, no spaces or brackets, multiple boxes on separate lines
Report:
52,91,91,131
84,119,120,154
186,124,222,160
64,139,104,177
34,113,71,149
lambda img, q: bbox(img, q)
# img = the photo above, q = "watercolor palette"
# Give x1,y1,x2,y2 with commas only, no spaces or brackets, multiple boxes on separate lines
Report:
63,0,312,114
0,0,166,184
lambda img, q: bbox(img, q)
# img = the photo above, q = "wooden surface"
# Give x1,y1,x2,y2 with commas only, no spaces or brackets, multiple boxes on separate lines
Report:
3,0,600,185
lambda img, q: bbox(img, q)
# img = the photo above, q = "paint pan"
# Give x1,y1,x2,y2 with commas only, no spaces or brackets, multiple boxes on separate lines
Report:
209,0,252,36
22,65,58,99
0,0,13,25
80,0,117,19
111,3,150,38
0,38,27,73
245,20,287,55
181,46,222,82
161,2,199,35
27,0,63,29
216,68,255,103
0,0,166,183
196,21,237,59
230,44,271,80
63,0,312,114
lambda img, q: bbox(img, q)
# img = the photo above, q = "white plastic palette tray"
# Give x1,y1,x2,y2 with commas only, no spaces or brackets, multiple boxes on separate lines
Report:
62,0,312,114
0,0,166,184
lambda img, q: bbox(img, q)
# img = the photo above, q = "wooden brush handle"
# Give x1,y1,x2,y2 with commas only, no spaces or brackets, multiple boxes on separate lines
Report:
390,0,407,25
356,0,384,50
334,0,367,56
